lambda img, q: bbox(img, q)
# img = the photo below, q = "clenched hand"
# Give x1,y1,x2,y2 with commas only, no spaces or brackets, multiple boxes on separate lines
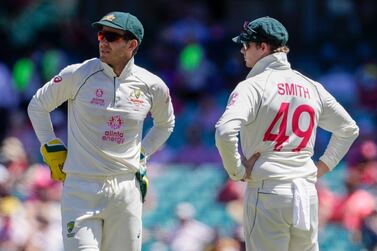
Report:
241,152,260,181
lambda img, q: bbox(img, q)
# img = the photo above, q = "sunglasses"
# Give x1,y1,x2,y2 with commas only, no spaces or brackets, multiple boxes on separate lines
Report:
243,21,257,34
240,21,258,50
242,41,250,50
97,31,125,42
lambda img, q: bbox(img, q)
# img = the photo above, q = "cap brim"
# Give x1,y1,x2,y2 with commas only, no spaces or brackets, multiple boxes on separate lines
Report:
232,36,242,43
91,20,125,31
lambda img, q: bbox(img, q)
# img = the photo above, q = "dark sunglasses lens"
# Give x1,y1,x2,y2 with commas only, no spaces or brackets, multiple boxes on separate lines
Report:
106,32,119,42
97,32,104,41
97,31,121,42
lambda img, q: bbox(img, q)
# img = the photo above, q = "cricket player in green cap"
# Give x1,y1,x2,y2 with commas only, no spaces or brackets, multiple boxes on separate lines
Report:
28,11,175,251
215,16,359,251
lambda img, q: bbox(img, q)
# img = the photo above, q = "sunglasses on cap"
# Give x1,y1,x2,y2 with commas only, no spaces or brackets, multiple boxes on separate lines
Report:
239,21,258,50
242,41,250,50
97,31,126,42
243,21,257,34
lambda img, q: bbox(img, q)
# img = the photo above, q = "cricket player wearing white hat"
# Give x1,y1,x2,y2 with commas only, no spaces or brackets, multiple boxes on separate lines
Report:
28,11,175,251
215,16,359,251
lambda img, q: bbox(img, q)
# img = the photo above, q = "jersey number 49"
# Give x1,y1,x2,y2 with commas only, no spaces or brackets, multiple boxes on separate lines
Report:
263,102,315,152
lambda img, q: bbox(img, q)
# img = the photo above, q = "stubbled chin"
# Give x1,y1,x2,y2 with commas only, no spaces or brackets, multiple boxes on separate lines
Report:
99,54,109,63
100,50,110,58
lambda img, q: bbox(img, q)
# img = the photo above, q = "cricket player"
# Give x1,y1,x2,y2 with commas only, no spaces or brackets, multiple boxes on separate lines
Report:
215,17,359,251
27,11,175,251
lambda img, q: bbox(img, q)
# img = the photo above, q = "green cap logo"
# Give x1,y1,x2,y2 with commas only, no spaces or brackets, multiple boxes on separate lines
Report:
135,89,141,99
67,221,75,233
102,14,115,22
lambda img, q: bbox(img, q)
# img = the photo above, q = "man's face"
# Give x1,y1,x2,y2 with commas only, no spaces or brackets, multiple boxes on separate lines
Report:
98,26,134,66
240,41,269,68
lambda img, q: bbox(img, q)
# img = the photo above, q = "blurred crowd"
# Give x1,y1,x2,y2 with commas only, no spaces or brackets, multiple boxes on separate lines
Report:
0,0,376,250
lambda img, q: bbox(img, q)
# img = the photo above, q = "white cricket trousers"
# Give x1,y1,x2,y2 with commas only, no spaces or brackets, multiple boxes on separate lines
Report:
243,179,319,251
61,173,142,251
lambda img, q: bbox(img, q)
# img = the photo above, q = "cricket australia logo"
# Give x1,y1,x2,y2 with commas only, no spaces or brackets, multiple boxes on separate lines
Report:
103,115,125,144
66,221,75,238
129,89,145,106
103,14,115,21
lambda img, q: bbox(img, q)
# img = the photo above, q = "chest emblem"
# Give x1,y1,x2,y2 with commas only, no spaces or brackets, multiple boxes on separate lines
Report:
107,115,123,130
102,115,125,144
129,89,145,105
96,88,103,97
90,88,105,106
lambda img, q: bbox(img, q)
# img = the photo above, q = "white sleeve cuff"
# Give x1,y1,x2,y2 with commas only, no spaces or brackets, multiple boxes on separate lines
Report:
229,164,246,181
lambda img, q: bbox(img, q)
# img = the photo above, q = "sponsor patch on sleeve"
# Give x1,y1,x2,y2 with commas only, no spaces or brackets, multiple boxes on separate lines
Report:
228,92,239,106
53,75,63,84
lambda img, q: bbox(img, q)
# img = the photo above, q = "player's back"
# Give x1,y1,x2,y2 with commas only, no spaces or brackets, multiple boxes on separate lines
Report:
243,68,323,181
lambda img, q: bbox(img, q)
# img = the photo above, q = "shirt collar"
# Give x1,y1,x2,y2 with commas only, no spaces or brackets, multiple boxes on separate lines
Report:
246,52,291,79
100,57,134,79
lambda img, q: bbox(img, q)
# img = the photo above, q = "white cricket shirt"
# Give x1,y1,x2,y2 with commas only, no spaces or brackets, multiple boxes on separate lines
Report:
28,57,175,175
215,52,359,181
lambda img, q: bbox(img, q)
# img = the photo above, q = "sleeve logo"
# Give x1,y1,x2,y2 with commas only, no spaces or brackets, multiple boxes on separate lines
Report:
228,92,239,106
53,76,62,84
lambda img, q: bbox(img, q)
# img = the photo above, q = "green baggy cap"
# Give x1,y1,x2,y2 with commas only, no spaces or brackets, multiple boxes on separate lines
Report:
233,16,288,46
92,11,144,43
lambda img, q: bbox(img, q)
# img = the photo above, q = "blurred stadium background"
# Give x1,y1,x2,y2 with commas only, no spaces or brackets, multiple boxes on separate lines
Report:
0,0,376,250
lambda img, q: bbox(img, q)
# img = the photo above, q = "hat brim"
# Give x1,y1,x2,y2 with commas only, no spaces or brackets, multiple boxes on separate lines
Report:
232,36,242,44
91,20,125,31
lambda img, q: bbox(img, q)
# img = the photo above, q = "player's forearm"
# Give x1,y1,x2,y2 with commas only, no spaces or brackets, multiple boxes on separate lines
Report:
215,123,245,180
141,124,174,156
27,98,56,144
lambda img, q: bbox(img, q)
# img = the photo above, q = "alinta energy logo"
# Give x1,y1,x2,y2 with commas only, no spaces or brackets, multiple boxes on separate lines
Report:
96,88,103,97
90,88,105,106
107,115,123,129
103,115,125,144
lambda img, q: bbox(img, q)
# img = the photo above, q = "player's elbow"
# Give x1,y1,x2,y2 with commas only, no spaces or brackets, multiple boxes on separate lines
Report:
27,97,38,118
169,118,176,133
215,124,232,143
347,122,360,141
352,124,360,139
167,120,175,135
156,118,175,133
336,123,360,146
